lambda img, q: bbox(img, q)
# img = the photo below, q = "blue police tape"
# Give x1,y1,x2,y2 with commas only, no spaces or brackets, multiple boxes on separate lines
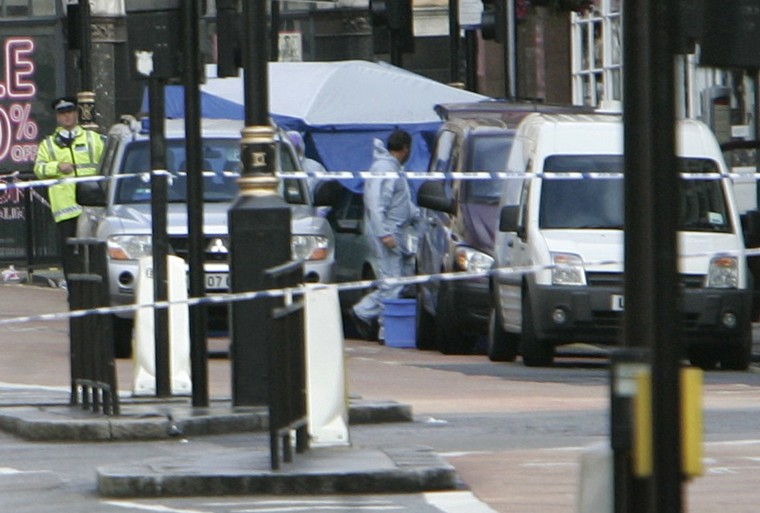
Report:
1,168,750,193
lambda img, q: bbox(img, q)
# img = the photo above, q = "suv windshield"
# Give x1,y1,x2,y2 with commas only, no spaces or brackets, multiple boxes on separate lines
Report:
539,155,732,233
114,139,305,204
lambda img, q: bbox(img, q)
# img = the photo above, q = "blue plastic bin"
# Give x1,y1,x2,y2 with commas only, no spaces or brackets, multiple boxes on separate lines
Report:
382,298,416,348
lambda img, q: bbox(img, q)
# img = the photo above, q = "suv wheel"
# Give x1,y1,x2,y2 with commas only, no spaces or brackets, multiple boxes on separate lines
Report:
436,281,477,354
487,308,518,362
519,288,554,367
112,315,133,359
415,286,437,350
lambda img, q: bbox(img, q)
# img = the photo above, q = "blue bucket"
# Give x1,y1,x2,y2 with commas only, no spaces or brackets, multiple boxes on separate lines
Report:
383,298,416,348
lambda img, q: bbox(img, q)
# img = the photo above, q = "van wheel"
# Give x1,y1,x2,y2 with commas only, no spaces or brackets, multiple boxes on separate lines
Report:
487,309,518,362
719,326,752,371
688,345,718,370
436,282,477,354
112,315,133,359
520,289,554,367
415,286,437,350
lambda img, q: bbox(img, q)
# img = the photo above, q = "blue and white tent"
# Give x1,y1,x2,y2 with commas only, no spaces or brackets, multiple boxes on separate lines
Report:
145,60,487,191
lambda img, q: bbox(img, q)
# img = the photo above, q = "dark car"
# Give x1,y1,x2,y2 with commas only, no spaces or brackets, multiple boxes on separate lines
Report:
414,102,599,355
415,118,515,354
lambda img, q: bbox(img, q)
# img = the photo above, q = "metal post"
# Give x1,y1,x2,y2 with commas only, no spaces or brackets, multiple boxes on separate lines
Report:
505,0,516,99
449,0,460,85
182,0,209,407
622,1,681,513
464,29,478,92
148,78,171,398
229,0,292,406
270,0,281,61
77,0,98,130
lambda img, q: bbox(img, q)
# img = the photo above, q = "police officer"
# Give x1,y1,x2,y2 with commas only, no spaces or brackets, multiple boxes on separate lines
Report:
34,96,104,282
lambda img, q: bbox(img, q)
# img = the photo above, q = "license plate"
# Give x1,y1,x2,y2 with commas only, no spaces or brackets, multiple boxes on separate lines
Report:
611,294,624,311
205,273,229,291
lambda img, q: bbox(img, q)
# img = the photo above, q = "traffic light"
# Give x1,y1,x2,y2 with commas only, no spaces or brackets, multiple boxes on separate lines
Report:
216,0,241,77
700,0,760,68
370,0,414,54
126,0,183,80
481,0,506,43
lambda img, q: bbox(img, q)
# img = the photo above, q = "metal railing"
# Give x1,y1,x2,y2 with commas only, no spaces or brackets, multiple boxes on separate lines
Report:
266,259,309,470
68,239,120,416
0,172,60,270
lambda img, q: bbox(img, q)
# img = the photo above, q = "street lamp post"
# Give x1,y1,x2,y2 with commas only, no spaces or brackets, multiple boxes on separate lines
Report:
229,0,292,406
76,0,97,130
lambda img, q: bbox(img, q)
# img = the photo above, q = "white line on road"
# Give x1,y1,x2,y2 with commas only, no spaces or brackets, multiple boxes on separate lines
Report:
423,491,500,513
102,502,210,513
229,506,401,512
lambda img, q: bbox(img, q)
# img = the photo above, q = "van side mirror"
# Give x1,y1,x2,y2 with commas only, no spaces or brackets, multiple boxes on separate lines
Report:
313,180,343,207
741,210,760,248
499,205,522,234
417,180,456,214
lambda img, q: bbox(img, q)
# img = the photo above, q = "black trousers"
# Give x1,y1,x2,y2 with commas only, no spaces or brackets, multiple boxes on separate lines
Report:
56,216,79,281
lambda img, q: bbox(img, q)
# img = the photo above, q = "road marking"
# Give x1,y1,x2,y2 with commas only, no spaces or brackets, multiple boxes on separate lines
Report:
201,500,391,507
423,491,500,513
228,506,401,512
102,502,210,513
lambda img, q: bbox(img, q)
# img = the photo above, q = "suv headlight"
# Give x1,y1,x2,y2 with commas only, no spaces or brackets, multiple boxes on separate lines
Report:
292,235,330,261
707,255,738,288
107,235,152,260
551,252,586,286
454,247,494,273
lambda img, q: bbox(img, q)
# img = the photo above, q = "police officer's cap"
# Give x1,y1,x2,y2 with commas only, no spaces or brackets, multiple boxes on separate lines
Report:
52,96,77,112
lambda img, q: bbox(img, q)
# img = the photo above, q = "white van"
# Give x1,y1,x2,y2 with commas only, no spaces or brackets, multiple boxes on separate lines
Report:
489,112,756,369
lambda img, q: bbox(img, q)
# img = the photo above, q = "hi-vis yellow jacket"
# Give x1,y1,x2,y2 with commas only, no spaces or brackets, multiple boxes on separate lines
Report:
34,126,104,223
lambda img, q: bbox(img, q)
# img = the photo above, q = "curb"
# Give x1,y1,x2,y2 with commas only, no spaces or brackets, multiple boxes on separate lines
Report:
97,445,459,497
0,399,413,442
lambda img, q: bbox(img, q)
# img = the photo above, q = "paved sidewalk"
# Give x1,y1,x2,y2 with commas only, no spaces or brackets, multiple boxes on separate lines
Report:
0,275,459,498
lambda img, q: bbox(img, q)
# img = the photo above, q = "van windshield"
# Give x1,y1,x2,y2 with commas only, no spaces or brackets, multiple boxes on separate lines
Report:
114,139,306,204
538,155,732,233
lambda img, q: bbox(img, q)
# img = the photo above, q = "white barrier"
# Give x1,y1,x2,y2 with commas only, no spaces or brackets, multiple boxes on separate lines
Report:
577,441,613,513
132,256,192,396
304,283,350,447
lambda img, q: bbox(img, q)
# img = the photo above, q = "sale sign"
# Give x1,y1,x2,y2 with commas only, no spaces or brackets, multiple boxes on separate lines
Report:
0,37,40,167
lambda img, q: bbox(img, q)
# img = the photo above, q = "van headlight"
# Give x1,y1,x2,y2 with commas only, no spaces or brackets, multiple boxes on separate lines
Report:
292,235,330,261
551,252,586,286
454,247,494,273
107,235,152,260
707,255,738,288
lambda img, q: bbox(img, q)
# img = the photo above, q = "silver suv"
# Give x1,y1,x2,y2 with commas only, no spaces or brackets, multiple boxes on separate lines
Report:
77,118,336,356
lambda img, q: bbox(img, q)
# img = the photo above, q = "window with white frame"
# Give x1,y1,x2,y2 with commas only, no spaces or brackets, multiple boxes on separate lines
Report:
571,0,622,106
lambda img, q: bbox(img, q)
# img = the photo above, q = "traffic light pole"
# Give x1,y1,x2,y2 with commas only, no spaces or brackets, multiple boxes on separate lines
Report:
181,0,209,407
621,1,682,513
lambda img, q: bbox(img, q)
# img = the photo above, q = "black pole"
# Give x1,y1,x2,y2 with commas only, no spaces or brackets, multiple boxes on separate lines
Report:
464,29,478,92
622,1,681,513
270,0,280,61
148,77,171,398
77,0,97,130
230,0,291,406
182,0,209,407
78,0,92,90
449,0,460,85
